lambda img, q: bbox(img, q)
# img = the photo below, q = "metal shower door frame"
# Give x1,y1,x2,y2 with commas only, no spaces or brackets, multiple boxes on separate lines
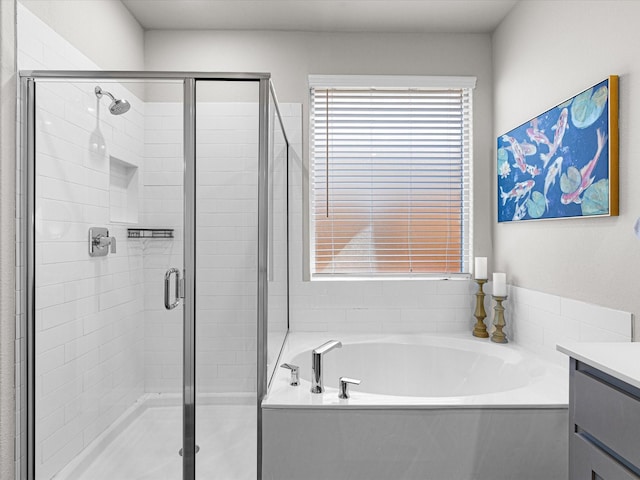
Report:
19,71,272,480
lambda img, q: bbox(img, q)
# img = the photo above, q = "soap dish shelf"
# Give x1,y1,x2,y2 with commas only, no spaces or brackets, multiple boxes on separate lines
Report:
127,228,174,239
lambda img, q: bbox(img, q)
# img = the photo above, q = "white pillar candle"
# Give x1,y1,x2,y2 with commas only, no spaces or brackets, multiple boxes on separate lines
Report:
493,273,507,297
474,257,487,279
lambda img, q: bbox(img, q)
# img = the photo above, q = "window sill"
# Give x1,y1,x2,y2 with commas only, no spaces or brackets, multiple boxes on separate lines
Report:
309,274,472,282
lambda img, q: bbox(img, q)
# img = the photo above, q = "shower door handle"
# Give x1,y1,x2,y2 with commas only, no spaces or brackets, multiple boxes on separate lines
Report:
164,268,184,310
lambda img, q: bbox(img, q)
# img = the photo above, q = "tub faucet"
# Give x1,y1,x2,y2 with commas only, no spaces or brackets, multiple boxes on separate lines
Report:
280,363,300,386
311,340,342,393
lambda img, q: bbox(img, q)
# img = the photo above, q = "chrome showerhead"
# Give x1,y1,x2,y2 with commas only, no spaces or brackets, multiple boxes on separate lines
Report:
94,86,130,115
109,98,130,115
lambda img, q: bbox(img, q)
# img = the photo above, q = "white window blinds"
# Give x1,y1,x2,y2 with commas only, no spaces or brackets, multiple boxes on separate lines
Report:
310,76,474,277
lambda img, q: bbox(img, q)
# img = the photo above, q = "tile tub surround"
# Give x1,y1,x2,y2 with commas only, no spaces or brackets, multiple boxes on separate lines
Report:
289,278,480,333
505,285,632,366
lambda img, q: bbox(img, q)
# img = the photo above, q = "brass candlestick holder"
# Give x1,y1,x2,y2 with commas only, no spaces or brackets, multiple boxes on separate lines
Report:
491,295,508,343
472,279,489,338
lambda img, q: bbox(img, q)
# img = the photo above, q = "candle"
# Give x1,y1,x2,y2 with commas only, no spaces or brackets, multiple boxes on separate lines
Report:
493,272,507,297
474,257,487,279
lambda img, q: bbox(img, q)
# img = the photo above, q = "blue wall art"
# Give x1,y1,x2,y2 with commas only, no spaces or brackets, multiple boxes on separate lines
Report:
497,76,618,222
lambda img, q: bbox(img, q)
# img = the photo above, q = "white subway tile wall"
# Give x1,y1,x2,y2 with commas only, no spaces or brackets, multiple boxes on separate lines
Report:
34,80,146,479
506,285,632,366
195,99,259,394
141,102,184,395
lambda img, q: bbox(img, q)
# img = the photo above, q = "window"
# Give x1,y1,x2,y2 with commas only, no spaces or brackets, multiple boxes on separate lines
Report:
310,75,475,278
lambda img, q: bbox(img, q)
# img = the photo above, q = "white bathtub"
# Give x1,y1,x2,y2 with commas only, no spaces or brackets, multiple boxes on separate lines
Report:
262,333,569,480
264,332,567,407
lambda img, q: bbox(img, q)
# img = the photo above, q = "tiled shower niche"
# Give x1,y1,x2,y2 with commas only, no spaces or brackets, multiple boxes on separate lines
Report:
109,156,139,224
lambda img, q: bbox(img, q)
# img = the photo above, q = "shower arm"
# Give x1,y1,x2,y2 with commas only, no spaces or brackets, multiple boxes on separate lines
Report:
95,86,115,101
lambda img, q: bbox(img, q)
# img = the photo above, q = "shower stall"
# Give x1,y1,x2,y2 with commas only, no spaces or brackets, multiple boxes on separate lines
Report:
19,72,290,479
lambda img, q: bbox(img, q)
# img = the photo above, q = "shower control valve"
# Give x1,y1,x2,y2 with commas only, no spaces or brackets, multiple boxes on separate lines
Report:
338,377,361,399
280,363,300,386
89,227,117,257
94,234,116,252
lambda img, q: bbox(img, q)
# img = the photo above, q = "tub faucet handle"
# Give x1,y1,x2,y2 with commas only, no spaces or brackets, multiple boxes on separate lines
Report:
280,363,300,386
338,377,361,399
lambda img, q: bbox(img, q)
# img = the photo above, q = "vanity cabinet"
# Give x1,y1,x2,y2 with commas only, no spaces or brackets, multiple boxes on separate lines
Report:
569,358,640,480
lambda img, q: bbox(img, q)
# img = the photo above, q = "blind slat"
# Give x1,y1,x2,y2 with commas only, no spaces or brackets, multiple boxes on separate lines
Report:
311,82,473,276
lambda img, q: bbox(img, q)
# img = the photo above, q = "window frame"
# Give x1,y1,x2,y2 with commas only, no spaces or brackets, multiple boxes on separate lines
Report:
308,75,476,280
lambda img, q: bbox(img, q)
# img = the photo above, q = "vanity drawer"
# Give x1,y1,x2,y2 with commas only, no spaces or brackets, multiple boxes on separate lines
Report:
571,432,640,480
573,368,640,469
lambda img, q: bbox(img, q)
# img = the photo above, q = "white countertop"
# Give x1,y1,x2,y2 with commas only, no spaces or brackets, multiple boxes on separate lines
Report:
557,342,640,390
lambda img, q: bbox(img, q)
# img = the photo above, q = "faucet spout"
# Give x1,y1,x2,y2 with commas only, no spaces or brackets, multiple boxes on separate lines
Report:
313,340,342,356
311,340,342,394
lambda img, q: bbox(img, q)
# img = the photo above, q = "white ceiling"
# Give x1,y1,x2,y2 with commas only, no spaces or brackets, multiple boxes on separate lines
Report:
121,0,519,33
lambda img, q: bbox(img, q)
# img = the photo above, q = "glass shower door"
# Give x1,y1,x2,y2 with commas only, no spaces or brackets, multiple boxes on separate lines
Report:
31,77,186,480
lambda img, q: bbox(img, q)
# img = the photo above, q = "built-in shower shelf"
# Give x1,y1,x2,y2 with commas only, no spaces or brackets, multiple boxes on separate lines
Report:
127,228,174,239
109,156,139,224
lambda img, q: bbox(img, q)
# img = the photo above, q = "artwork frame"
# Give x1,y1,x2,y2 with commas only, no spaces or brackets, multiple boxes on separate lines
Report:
497,76,618,223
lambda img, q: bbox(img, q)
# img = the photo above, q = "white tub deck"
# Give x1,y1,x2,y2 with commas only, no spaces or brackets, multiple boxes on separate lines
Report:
264,332,568,409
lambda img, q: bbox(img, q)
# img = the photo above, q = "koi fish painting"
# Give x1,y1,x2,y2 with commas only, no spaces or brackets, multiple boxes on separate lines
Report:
497,76,619,222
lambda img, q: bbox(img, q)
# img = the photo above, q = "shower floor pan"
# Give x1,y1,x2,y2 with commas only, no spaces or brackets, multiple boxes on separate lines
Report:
53,398,256,480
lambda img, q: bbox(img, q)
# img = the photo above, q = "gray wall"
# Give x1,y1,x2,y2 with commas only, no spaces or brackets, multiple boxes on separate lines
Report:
144,29,495,274
493,0,640,338
0,1,16,477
